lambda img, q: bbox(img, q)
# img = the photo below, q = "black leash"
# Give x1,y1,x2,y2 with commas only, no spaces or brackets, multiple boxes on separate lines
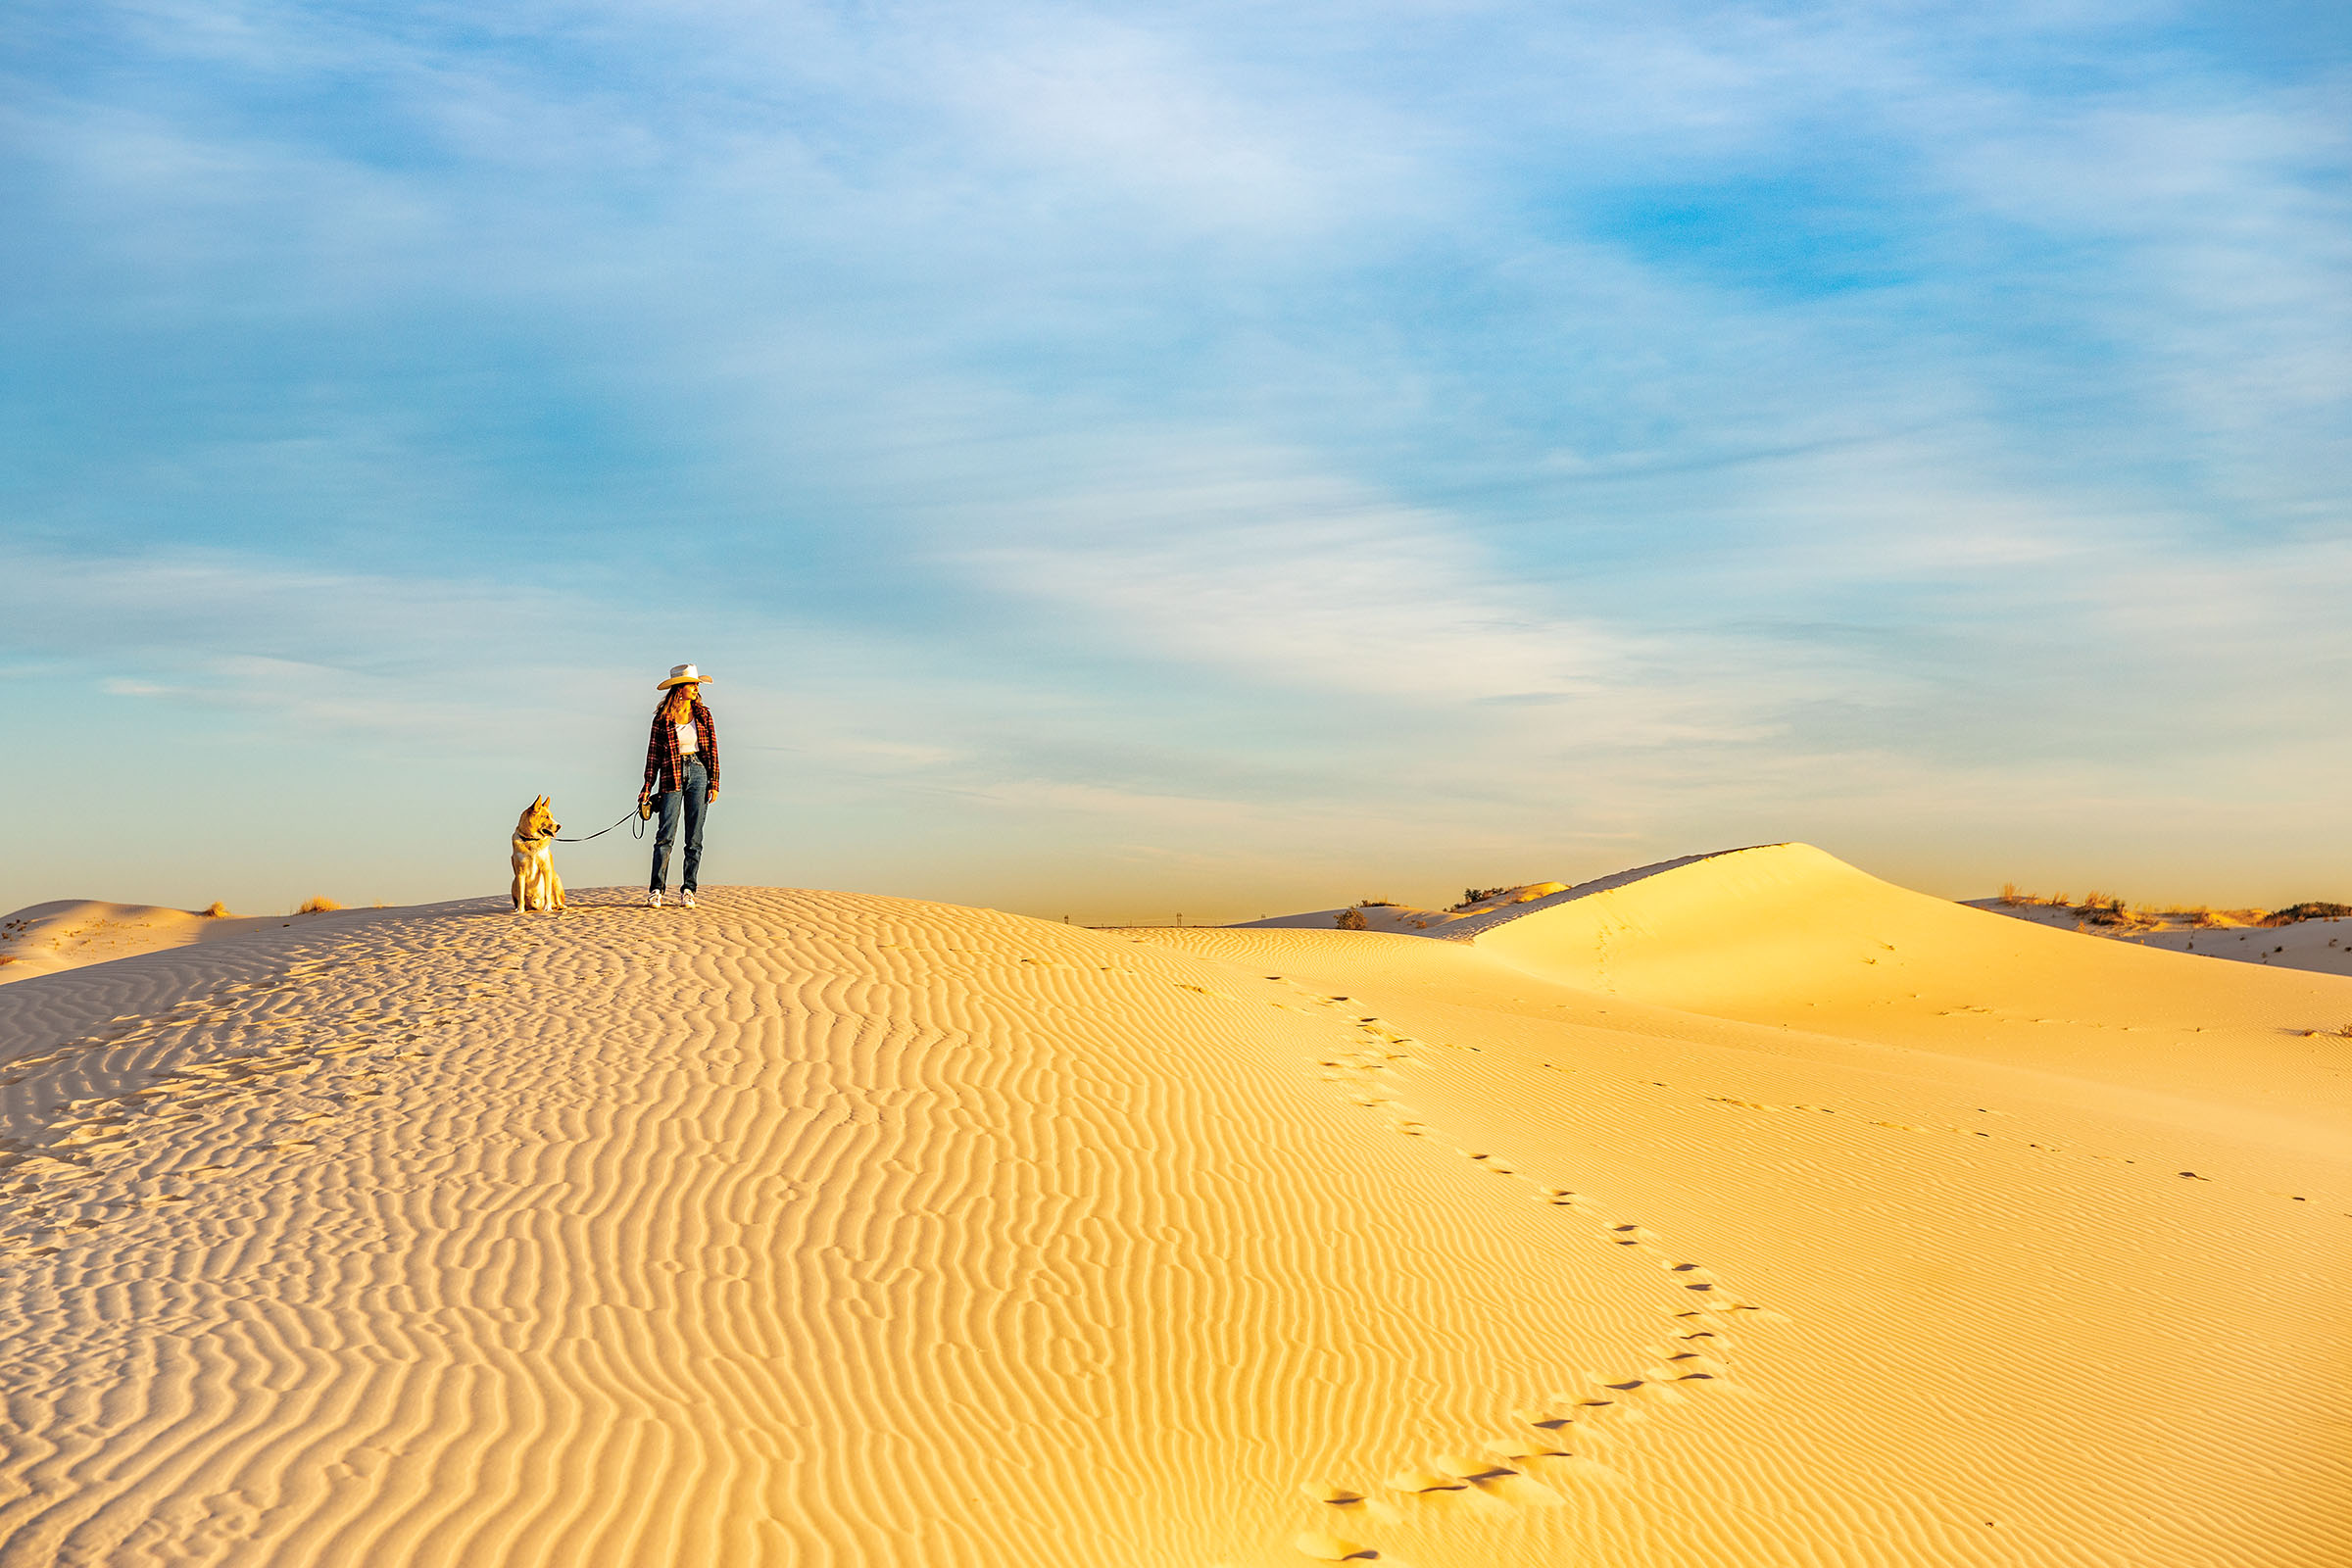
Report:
556,808,651,844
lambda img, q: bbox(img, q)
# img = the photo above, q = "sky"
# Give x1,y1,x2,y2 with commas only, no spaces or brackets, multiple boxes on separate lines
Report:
3,0,2348,923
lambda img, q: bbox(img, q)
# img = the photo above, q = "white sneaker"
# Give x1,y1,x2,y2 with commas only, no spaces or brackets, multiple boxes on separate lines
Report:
648,889,663,907
681,890,697,908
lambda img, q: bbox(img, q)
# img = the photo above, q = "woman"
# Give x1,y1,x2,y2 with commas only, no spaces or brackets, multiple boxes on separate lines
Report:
640,663,719,907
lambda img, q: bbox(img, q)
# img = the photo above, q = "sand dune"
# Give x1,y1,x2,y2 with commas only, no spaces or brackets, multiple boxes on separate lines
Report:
2,901,264,986
3,848,2347,1565
1232,851,1751,940
0,900,394,989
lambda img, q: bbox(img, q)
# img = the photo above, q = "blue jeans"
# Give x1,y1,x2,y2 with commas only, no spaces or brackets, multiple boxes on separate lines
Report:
651,759,710,893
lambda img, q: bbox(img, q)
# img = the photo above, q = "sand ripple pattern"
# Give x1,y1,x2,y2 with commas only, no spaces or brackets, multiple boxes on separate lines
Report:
5,880,2348,1567
4,888,1711,1567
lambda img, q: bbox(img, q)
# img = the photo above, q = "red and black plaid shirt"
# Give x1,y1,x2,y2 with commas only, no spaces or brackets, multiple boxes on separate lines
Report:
643,702,719,795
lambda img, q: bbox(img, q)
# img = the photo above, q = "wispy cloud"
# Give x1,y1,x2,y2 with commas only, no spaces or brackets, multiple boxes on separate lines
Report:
2,0,2347,912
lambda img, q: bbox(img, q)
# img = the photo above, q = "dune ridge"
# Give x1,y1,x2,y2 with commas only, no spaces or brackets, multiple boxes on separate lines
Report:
1463,844,2352,1136
0,900,285,988
3,851,2348,1565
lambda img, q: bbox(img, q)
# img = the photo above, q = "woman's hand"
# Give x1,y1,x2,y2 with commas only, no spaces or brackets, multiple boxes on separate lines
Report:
706,787,718,805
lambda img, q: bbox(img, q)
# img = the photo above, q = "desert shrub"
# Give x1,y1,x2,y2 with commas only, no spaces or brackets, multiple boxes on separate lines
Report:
2270,902,2352,924
1453,887,1508,910
1359,898,1398,906
1335,907,1369,931
1998,882,2026,906
201,901,230,918
2072,893,2130,926
296,896,342,914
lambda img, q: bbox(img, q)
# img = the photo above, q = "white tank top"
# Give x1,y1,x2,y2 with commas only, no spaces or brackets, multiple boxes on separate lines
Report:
675,720,698,756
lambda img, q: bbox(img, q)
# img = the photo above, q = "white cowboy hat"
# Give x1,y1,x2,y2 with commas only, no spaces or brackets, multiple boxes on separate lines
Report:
656,663,712,690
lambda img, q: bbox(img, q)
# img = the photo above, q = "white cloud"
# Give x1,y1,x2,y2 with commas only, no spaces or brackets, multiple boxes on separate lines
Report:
6,0,2348,910
941,438,1906,775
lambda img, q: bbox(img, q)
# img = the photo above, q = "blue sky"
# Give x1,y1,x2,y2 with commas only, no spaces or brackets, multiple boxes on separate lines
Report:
3,0,2347,920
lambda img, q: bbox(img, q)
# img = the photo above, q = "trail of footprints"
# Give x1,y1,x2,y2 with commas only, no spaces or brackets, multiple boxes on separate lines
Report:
1694,1090,2329,1204
1266,979,1787,1561
0,952,482,1260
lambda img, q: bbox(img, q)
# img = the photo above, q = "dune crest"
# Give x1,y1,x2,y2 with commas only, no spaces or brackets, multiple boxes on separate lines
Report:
1466,843,2352,1139
0,899,365,987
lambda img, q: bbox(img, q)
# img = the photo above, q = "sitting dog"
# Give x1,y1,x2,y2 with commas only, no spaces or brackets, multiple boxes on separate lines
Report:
510,796,566,914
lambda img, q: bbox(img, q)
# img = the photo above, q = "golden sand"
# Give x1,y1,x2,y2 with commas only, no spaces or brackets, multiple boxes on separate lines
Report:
2,845,2345,1565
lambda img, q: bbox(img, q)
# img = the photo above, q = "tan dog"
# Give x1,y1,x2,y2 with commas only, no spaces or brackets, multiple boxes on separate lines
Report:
510,796,565,914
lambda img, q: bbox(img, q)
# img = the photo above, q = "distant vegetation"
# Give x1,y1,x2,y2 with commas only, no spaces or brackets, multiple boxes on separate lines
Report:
1998,886,2346,929
202,901,230,918
1453,887,1508,910
296,897,343,914
2073,892,2130,926
1334,907,1369,931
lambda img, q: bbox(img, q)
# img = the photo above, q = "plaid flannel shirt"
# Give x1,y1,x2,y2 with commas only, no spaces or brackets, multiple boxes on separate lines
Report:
643,702,719,796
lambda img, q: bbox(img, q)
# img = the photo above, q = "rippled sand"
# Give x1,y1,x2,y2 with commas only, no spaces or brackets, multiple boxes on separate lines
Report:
3,846,2346,1566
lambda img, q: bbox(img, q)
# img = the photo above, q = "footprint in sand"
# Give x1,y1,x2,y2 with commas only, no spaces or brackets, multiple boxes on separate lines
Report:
1482,1434,1564,1461
1538,1412,1618,1448
1655,1345,1733,1377
1433,1452,1512,1482
1476,1471,1566,1507
1613,1375,1688,1405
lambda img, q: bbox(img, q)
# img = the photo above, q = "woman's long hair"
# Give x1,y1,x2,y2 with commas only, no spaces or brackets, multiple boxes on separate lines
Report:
658,685,699,725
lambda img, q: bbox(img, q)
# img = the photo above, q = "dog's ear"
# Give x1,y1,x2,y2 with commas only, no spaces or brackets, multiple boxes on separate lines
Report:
535,795,548,808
